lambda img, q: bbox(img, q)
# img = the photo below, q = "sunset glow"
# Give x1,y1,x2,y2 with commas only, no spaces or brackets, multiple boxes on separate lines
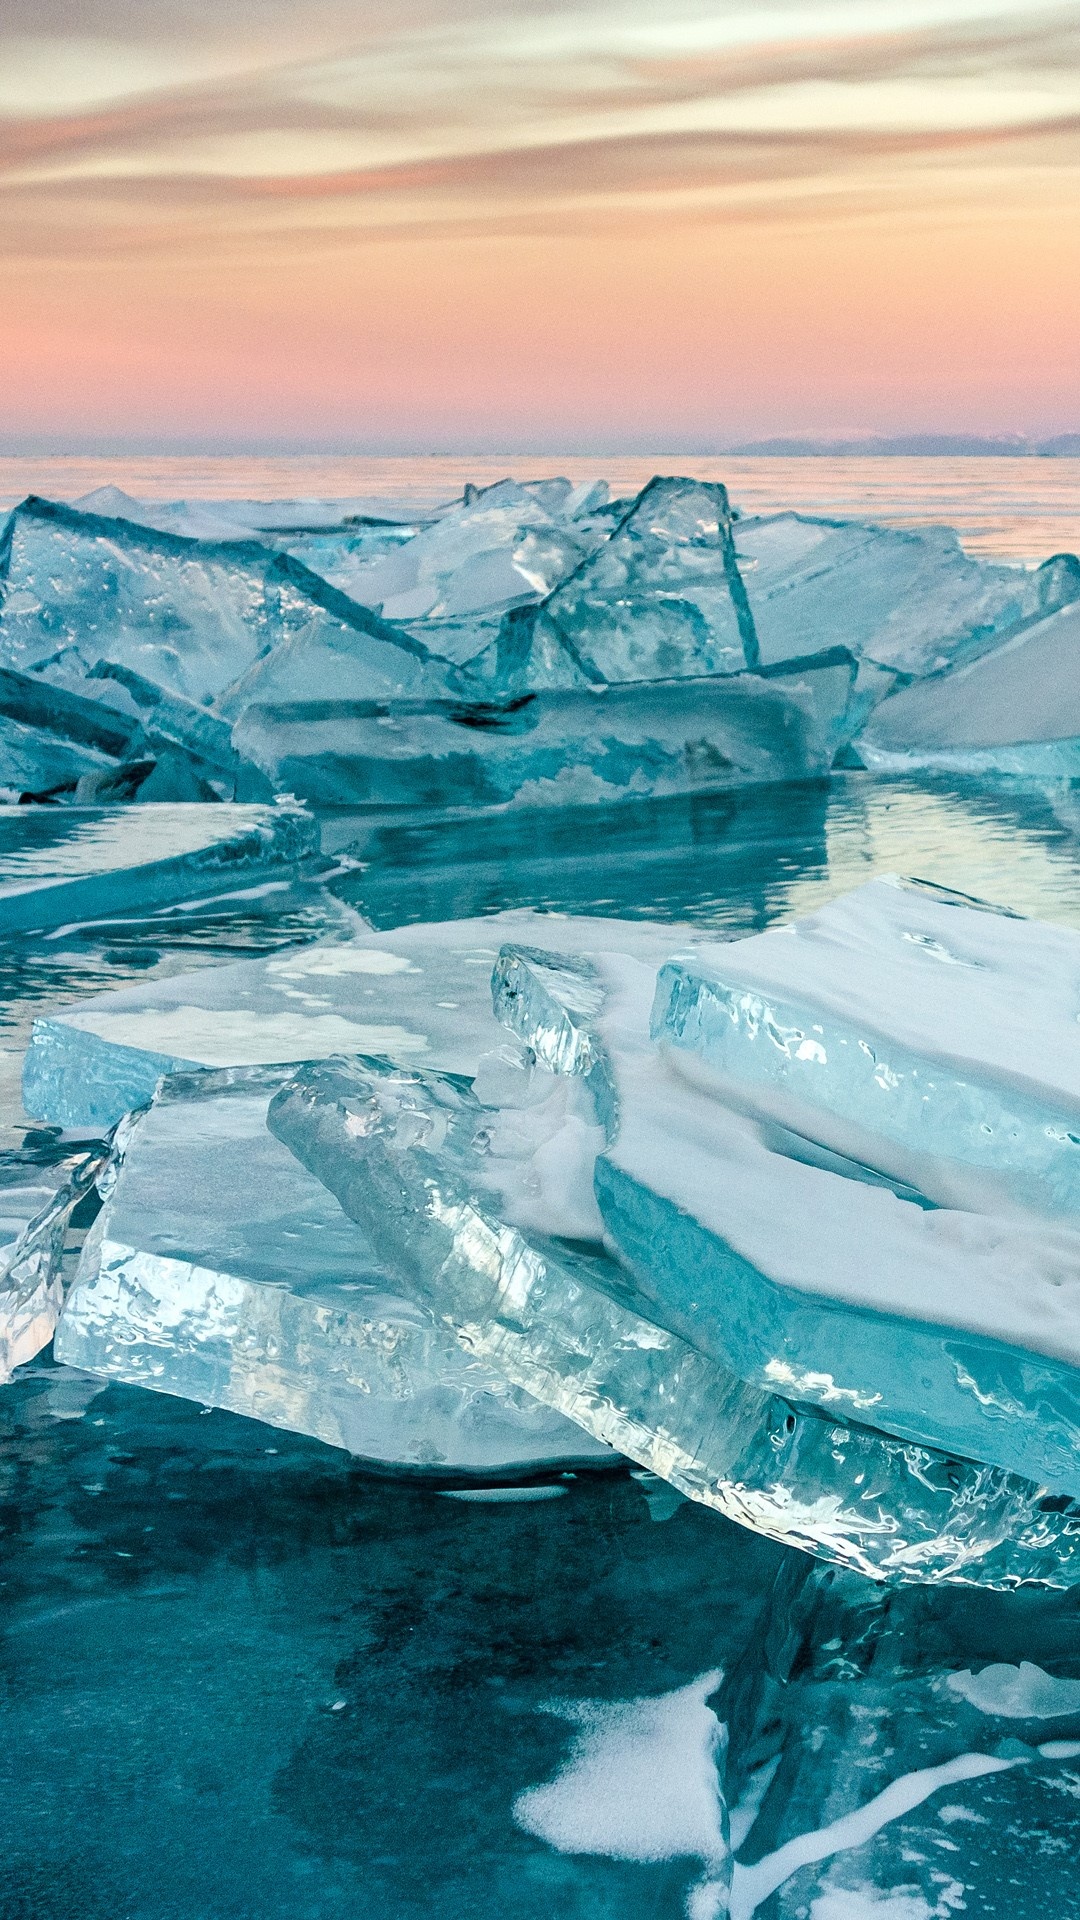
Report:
3,1,1078,449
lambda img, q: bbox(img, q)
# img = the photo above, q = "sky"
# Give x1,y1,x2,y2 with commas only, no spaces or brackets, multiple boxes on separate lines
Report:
1,1,1079,451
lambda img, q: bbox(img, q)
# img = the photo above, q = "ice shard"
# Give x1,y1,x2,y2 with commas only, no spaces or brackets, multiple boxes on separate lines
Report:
651,874,1080,1218
0,659,145,800
0,497,444,710
231,651,859,812
856,598,1080,775
267,1053,1080,1586
466,476,757,692
733,511,1080,678
0,1138,104,1381
56,1066,611,1473
22,910,706,1132
0,799,315,935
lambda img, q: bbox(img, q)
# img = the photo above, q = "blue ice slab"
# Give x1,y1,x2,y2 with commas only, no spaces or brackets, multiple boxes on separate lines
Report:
0,800,316,935
0,497,444,710
56,1066,610,1473
492,940,1080,1496
21,911,704,1133
651,874,1080,1218
732,511,1080,677
266,1051,1080,1585
232,652,859,811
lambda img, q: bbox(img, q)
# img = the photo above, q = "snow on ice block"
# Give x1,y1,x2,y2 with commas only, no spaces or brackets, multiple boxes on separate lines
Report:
266,1053,1080,1585
733,512,1080,678
0,800,315,935
0,497,442,709
21,911,704,1133
55,1067,609,1473
499,941,1080,1495
651,875,1080,1219
231,653,858,810
0,1139,103,1382
856,599,1080,775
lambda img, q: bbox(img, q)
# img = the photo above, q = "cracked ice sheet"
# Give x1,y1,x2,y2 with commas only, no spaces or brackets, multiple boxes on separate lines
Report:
23,910,705,1132
514,1666,1080,1920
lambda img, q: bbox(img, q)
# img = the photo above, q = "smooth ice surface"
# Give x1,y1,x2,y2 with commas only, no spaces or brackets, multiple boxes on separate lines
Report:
857,600,1080,774
233,654,859,812
57,1067,609,1473
653,874,1080,1218
0,801,315,933
733,512,1080,679
268,1054,1080,1585
0,1140,103,1380
498,943,1080,1492
0,1365,785,1920
23,910,705,1132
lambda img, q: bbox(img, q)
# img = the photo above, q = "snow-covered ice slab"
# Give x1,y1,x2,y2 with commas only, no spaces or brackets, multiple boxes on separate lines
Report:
232,654,858,811
499,939,1080,1495
733,512,1080,677
267,1053,1080,1586
652,875,1080,1218
56,1067,610,1473
0,1139,103,1381
0,801,315,935
21,911,705,1133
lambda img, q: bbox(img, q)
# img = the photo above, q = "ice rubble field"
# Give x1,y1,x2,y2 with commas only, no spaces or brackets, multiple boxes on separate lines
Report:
5,477,1080,1920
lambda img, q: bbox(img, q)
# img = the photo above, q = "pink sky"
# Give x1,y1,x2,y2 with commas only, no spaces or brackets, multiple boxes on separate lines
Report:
3,2,1079,450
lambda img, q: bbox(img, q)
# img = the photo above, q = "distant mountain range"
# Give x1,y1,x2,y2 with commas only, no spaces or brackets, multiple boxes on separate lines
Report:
727,434,1080,457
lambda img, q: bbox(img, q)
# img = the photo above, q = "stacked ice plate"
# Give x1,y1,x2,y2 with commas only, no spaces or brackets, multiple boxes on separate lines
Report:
25,877,1079,1586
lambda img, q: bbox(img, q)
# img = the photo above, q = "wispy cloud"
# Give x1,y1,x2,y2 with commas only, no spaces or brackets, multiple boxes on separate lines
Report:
3,2,1079,256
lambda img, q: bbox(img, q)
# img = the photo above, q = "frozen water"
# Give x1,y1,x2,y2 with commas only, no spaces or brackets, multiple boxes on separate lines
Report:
652,875,1080,1218
56,1065,610,1473
339,478,596,632
857,600,1080,775
733,512,1080,679
232,652,859,812
481,477,756,690
0,1138,103,1381
0,497,442,711
22,910,705,1132
0,800,315,934
721,1563,1080,1919
267,1052,1080,1585
0,1363,785,1920
495,940,1080,1493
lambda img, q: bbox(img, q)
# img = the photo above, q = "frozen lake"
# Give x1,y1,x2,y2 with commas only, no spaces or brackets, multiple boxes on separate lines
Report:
3,451,1079,564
